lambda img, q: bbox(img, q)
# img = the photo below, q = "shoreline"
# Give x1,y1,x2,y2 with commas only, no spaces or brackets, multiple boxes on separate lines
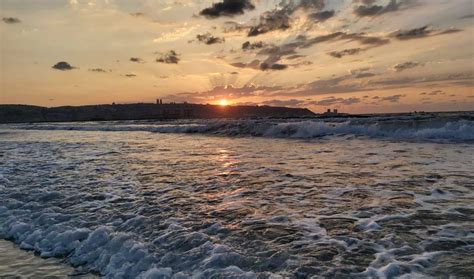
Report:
0,239,98,278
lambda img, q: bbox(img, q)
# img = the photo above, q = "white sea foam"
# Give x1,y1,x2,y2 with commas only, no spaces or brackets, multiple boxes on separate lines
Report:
5,114,474,141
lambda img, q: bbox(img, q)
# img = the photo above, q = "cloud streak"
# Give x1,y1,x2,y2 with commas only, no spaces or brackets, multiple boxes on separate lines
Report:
393,61,421,72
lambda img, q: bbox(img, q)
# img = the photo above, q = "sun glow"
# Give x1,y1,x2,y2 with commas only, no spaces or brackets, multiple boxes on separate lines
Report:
219,99,228,106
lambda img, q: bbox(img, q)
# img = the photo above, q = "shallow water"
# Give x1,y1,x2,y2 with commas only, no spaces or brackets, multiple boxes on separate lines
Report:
1,117,473,278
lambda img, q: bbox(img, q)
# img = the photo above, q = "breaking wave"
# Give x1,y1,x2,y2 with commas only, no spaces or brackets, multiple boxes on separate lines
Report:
5,113,474,142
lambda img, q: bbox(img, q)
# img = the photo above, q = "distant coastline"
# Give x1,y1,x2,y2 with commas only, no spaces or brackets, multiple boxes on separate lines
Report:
0,102,316,123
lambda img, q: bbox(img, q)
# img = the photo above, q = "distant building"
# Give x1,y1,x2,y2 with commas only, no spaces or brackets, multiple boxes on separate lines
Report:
323,108,342,116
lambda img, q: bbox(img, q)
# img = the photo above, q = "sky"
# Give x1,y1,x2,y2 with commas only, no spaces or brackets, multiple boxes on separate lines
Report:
1,0,473,113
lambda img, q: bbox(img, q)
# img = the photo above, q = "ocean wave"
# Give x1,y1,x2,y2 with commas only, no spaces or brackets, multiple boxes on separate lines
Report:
0,204,258,278
4,116,474,141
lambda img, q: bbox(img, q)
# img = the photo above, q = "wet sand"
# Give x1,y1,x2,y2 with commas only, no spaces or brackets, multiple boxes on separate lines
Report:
0,240,97,278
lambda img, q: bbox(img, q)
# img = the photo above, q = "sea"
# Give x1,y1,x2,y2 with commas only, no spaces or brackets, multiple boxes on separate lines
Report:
0,112,473,278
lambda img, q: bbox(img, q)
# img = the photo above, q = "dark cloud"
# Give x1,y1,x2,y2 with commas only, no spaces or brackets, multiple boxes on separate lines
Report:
391,26,462,40
156,50,180,64
130,57,145,63
196,32,225,44
248,9,291,36
299,32,389,48
294,0,326,11
231,59,287,71
200,0,255,18
354,4,384,16
354,72,376,78
130,12,145,17
393,61,421,72
310,10,335,22
224,1,328,36
2,17,21,24
242,41,267,50
52,61,76,71
353,0,415,17
260,63,288,70
234,31,388,72
125,74,136,78
89,68,108,73
392,26,431,39
328,48,364,58
381,94,404,102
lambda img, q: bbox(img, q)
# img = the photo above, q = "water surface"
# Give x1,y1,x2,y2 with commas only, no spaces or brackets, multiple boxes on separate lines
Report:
1,115,473,278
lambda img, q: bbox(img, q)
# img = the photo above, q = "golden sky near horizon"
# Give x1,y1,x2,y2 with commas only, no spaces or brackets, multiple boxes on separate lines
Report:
1,0,473,113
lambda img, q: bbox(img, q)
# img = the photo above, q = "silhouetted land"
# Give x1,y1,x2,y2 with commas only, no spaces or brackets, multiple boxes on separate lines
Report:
0,103,316,123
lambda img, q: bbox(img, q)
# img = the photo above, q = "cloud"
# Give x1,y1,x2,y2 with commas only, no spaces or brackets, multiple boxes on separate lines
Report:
391,26,462,40
459,14,474,19
328,48,364,58
130,12,145,17
353,0,415,17
125,74,136,78
309,96,362,106
294,0,326,11
261,99,306,107
427,90,445,96
354,0,377,4
156,50,180,64
248,9,291,36
242,41,267,50
392,25,431,39
310,10,336,22
381,94,404,102
354,72,376,78
260,63,288,70
2,17,21,24
89,68,108,73
196,32,225,44
200,0,255,18
130,57,145,63
234,31,388,72
298,32,389,48
393,61,421,72
52,61,76,71
163,84,283,103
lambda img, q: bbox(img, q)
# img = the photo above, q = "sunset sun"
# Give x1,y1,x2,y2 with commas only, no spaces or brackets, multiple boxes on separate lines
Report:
219,99,228,106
